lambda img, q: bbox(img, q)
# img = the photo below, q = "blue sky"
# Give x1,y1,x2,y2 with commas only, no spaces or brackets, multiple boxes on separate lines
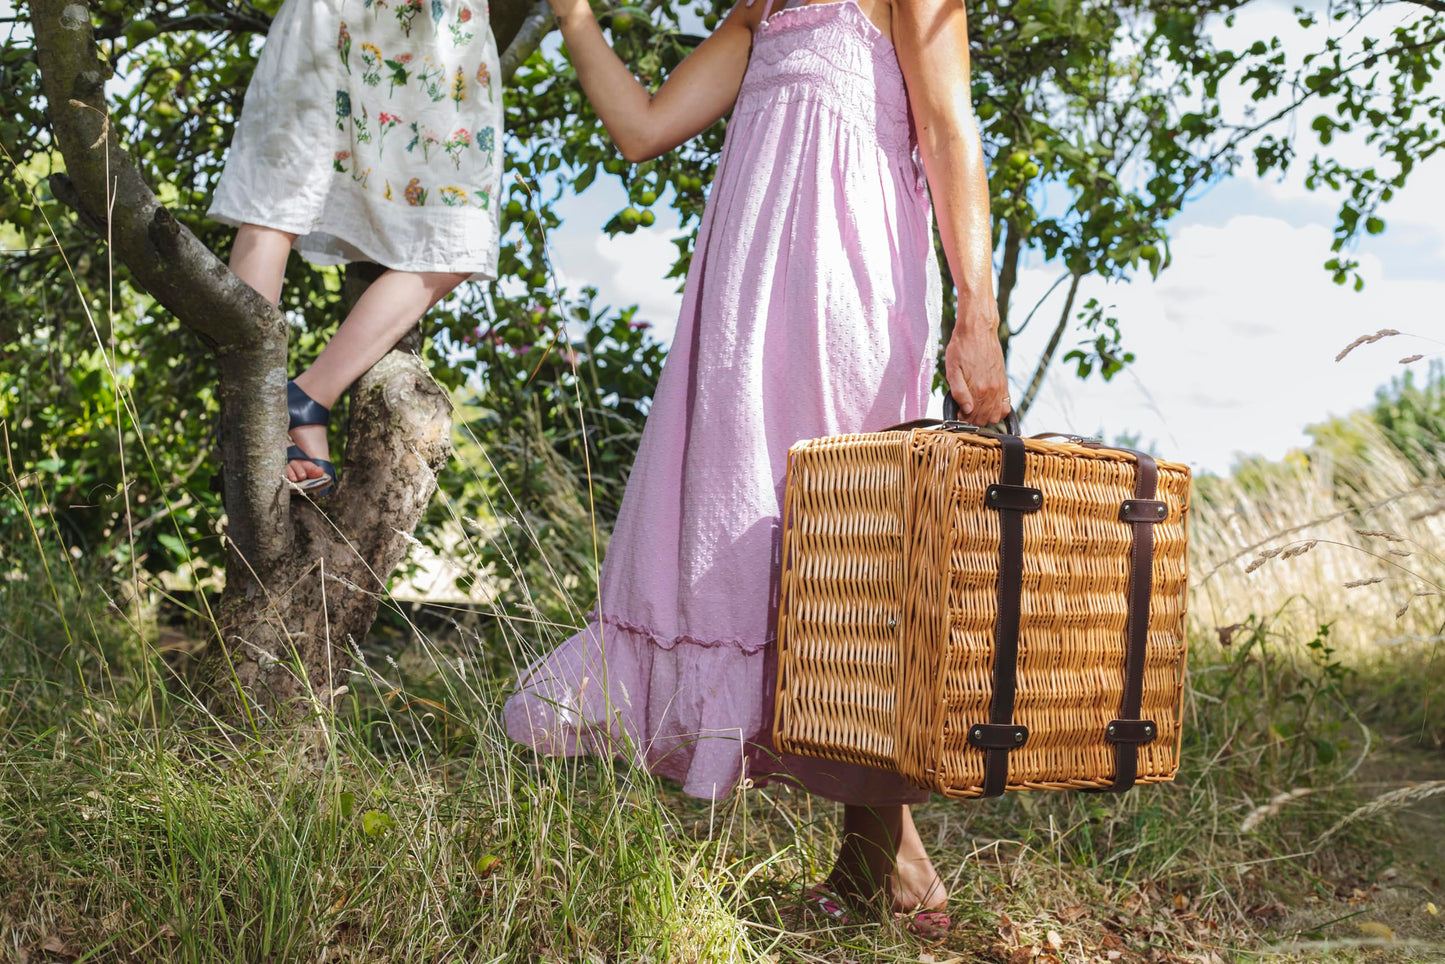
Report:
540,0,1444,475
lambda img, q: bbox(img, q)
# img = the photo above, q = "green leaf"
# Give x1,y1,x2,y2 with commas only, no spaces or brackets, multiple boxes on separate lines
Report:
156,533,187,558
361,809,395,837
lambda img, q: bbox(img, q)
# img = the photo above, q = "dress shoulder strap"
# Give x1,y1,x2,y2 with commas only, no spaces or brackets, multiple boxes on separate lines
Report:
745,0,784,22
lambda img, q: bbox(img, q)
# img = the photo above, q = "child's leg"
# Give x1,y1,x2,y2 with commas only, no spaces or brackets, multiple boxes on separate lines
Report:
288,269,469,483
230,223,298,305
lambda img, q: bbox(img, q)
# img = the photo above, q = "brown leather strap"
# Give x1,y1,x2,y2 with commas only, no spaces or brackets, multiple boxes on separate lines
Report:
1103,451,1162,792
970,433,1037,797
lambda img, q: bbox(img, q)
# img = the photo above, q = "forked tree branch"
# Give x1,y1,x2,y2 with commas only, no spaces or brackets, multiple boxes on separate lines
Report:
31,0,292,573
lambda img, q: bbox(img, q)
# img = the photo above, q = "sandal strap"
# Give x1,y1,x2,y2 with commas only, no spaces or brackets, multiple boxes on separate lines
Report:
287,380,331,430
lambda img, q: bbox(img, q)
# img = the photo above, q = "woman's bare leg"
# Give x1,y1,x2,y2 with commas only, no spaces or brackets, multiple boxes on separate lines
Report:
286,268,469,482
824,804,947,913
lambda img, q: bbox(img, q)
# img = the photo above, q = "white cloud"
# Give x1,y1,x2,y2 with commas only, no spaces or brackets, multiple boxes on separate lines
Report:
587,229,686,343
1009,214,1443,473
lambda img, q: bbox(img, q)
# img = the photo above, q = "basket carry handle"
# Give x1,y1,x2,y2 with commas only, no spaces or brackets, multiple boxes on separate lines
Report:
942,394,1021,435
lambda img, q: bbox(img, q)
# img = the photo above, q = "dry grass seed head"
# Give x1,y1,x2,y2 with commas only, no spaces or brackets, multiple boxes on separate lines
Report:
1245,547,1283,574
1281,541,1318,560
1353,528,1405,542
1335,329,1401,363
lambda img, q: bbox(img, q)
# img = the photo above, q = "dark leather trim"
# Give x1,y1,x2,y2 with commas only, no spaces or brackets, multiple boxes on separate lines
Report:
987,484,1044,513
968,723,1028,750
978,433,1029,798
287,380,332,431
1120,499,1169,523
1106,451,1160,793
1105,719,1158,744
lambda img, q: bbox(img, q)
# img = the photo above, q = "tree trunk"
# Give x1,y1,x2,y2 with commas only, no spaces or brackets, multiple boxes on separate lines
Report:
33,0,454,727
1016,272,1082,419
994,217,1024,361
204,268,453,725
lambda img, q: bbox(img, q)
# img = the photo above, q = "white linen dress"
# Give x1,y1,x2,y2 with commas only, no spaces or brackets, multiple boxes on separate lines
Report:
210,0,503,279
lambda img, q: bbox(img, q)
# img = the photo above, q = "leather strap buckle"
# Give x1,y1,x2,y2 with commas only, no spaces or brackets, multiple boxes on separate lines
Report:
986,484,1044,513
1105,719,1158,744
967,723,1029,750
1120,499,1168,523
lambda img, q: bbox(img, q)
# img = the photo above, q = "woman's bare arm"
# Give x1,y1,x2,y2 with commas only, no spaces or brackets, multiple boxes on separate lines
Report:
549,0,759,162
893,0,1009,426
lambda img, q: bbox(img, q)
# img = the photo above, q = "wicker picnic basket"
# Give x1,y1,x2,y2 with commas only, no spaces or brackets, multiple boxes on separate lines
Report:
772,416,1190,798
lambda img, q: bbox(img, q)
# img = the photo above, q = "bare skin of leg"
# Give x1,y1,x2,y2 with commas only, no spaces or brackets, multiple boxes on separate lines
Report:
228,223,469,484
824,804,948,914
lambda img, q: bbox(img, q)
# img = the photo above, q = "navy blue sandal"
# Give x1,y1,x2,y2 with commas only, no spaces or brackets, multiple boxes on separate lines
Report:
286,380,337,496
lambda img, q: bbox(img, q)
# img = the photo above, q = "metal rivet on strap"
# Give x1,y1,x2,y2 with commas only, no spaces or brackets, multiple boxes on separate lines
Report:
971,726,982,740
1157,504,1167,518
1144,723,1154,736
1013,730,1025,745
1031,492,1041,504
987,490,997,501
1107,723,1117,737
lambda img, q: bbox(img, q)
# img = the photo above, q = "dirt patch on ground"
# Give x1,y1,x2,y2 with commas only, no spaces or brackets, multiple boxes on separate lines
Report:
1258,741,1445,961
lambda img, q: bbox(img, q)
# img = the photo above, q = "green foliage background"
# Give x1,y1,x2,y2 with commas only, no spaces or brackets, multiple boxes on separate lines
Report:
1,0,1440,633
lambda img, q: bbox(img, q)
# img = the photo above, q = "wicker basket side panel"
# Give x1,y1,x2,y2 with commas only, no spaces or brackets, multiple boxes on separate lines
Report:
773,433,912,771
929,443,1191,797
893,432,964,793
933,436,1008,796
1138,464,1191,781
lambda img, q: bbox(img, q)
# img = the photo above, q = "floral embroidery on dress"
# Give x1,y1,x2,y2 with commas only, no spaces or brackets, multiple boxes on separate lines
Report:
405,122,442,162
385,52,413,94
377,112,402,157
443,128,471,168
475,60,492,101
396,0,422,36
450,7,474,45
338,22,352,72
451,67,467,108
419,57,447,102
213,0,502,278
353,104,372,143
360,43,383,86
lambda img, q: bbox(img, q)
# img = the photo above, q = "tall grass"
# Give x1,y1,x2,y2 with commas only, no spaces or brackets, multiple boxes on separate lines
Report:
2,168,1441,959
5,402,1443,962
1191,415,1445,745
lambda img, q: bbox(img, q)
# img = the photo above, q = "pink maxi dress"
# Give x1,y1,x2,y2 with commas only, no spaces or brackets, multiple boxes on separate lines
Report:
504,0,940,804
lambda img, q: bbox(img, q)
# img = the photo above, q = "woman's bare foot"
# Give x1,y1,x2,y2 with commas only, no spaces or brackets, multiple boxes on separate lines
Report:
822,804,948,915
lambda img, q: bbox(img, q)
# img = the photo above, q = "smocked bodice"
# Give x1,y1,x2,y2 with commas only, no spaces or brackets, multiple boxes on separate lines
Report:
736,1,915,157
